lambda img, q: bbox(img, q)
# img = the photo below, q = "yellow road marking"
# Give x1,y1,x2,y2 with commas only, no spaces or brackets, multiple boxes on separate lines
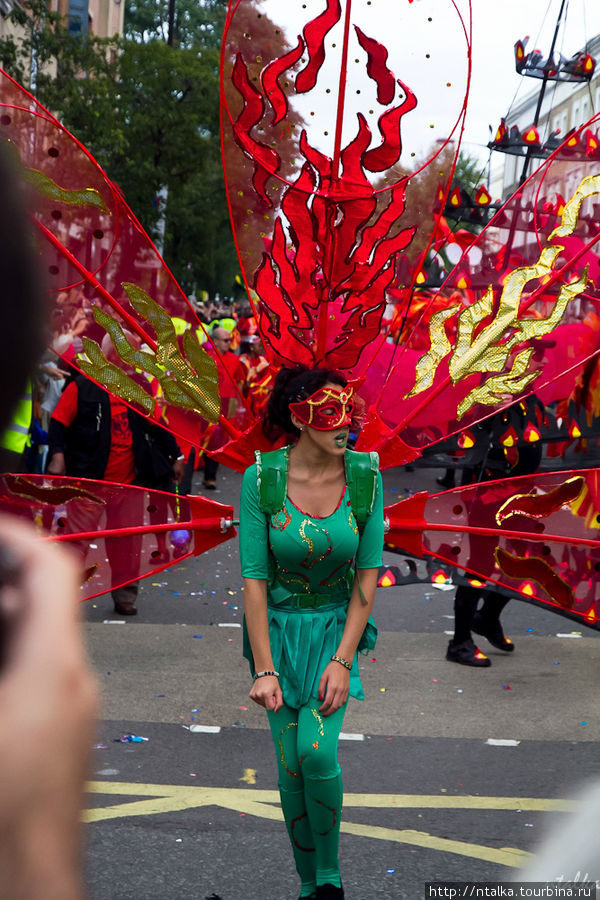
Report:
239,768,257,785
85,782,574,867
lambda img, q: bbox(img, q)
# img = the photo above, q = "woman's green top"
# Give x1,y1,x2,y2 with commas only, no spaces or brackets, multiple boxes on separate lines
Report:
240,459,384,709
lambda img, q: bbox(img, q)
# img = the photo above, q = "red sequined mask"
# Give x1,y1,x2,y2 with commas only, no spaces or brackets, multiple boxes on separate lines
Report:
289,386,354,431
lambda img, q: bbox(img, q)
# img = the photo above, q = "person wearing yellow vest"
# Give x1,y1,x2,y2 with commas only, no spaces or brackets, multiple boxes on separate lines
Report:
0,377,33,472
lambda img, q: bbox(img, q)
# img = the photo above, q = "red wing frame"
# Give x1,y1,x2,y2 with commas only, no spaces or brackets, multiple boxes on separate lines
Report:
0,474,236,601
0,70,250,450
386,470,600,630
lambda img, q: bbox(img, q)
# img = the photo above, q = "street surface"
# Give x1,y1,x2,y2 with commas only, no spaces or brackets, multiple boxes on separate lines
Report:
82,464,600,900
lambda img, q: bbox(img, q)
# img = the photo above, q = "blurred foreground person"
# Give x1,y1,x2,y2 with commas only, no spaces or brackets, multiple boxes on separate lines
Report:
0,139,98,900
518,780,600,886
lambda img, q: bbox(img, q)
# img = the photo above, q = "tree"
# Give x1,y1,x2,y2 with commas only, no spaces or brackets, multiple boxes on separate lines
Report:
124,0,227,51
0,0,238,300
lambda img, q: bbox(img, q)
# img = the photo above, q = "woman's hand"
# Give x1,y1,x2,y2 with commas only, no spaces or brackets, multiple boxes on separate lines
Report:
46,451,66,476
318,661,350,716
249,675,283,713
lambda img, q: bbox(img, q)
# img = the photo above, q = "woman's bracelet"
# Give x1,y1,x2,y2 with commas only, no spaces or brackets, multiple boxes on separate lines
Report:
253,670,280,680
331,654,352,671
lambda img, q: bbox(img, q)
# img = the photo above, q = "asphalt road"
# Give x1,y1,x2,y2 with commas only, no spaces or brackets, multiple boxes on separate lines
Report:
82,463,600,900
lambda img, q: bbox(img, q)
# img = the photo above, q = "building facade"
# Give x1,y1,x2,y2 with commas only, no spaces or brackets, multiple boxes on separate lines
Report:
1,0,124,42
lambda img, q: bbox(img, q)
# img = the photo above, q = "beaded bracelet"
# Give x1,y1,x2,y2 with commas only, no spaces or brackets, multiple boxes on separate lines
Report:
253,670,280,680
331,654,352,671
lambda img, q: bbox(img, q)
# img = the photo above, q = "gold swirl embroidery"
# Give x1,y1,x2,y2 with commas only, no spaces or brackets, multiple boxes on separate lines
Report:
348,510,358,534
321,558,352,588
311,708,324,737
271,508,291,530
406,173,600,417
278,722,301,778
278,569,311,592
300,520,333,570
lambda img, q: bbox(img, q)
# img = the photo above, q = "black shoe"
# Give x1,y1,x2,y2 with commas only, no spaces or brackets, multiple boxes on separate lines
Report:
316,885,344,899
113,600,137,615
472,613,515,652
436,474,455,488
446,638,491,667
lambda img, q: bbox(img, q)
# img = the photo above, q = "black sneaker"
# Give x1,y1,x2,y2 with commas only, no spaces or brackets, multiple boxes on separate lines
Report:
316,885,344,899
472,613,515,652
446,638,491,667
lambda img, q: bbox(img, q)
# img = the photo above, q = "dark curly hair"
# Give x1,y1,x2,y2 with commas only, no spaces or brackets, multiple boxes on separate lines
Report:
263,365,347,440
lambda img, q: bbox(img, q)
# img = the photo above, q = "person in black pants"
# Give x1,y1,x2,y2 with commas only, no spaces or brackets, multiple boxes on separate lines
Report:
46,375,185,615
446,439,542,667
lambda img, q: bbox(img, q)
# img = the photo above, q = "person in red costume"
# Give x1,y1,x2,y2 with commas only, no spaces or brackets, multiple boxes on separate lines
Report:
46,371,186,616
203,326,245,489
240,335,275,417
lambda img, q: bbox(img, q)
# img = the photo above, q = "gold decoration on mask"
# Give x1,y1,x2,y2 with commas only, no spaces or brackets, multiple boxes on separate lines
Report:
407,173,600,417
77,284,221,422
22,167,110,213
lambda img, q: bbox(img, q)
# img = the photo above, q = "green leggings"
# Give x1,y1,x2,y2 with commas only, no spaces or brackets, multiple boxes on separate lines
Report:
267,699,348,897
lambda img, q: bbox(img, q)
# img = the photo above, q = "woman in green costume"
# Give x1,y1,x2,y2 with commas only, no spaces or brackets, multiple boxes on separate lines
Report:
240,365,384,900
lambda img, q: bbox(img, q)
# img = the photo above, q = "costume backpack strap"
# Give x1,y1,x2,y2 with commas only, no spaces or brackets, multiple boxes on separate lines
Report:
345,449,379,534
255,446,290,515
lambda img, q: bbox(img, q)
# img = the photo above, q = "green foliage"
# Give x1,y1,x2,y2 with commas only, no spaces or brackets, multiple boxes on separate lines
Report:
453,151,487,198
124,0,227,50
0,0,238,299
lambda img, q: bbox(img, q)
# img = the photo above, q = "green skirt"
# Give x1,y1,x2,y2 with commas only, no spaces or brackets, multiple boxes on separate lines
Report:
243,597,377,710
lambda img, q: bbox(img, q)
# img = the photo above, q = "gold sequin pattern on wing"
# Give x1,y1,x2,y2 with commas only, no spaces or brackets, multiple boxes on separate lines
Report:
3,475,105,506
406,173,600,418
22,167,110,212
78,284,221,422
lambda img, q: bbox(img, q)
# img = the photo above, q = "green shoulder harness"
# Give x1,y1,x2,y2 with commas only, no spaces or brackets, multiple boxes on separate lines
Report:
255,445,379,533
